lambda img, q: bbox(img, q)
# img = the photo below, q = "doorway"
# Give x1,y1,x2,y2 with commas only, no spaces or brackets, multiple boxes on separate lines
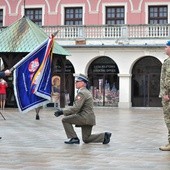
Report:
132,56,162,107
49,59,75,107
88,56,119,106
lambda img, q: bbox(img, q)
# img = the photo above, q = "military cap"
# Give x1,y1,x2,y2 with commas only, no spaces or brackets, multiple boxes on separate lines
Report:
74,73,89,83
166,41,170,46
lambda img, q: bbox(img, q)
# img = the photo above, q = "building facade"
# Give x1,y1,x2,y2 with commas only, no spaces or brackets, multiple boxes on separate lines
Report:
1,0,170,108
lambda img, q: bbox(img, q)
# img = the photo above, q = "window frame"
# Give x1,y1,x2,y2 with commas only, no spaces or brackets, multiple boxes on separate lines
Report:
145,2,170,24
102,3,127,25
64,7,83,25
21,5,45,26
0,9,3,27
25,8,42,26
148,5,168,24
0,7,5,27
105,6,125,25
61,4,85,25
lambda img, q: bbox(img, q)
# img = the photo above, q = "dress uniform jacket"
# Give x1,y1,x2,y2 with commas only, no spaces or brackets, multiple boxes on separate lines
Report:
62,87,96,126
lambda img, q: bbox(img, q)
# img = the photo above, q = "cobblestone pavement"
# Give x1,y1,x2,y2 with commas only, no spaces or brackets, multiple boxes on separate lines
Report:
0,107,170,170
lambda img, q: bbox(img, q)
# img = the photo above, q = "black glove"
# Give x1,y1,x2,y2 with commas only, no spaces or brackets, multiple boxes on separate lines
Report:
54,109,63,117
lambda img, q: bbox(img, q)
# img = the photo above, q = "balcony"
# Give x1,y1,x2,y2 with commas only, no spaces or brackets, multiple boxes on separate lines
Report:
42,24,170,47
1,24,170,47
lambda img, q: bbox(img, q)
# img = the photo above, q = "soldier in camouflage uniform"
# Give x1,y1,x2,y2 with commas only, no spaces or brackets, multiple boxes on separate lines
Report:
159,41,170,151
54,74,112,144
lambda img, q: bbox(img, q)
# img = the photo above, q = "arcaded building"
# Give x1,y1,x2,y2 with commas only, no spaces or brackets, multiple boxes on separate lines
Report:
1,0,170,108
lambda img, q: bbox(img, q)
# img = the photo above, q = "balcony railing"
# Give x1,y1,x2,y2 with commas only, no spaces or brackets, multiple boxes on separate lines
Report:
1,24,170,46
42,24,170,39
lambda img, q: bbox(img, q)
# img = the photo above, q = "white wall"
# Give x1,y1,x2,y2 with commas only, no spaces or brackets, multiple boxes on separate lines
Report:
66,46,165,108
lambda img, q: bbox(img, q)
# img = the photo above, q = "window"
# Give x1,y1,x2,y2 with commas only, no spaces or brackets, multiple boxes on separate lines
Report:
148,6,167,24
0,9,3,27
105,6,124,38
148,6,168,37
64,7,83,38
64,7,82,25
25,8,42,26
106,6,124,25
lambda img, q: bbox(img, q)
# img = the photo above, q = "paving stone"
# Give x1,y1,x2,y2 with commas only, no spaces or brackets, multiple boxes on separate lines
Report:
0,107,170,169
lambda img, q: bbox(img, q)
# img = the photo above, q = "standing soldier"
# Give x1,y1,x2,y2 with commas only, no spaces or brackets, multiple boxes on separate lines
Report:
54,73,112,144
159,41,170,151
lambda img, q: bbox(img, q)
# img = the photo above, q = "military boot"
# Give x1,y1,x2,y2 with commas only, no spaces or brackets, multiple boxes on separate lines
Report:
159,144,170,151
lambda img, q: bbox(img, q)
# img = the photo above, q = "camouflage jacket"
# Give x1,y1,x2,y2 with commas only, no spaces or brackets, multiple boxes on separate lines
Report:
159,57,170,97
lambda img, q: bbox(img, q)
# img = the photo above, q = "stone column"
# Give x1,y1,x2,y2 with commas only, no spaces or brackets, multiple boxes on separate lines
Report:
118,74,132,108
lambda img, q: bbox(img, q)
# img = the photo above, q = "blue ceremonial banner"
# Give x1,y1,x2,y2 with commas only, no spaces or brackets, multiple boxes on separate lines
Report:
13,37,54,113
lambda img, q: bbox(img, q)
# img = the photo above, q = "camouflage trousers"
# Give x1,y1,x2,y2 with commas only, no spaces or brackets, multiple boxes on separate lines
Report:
162,100,170,143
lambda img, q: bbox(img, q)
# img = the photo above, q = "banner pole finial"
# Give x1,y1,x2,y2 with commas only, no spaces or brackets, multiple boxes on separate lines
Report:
52,30,59,38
